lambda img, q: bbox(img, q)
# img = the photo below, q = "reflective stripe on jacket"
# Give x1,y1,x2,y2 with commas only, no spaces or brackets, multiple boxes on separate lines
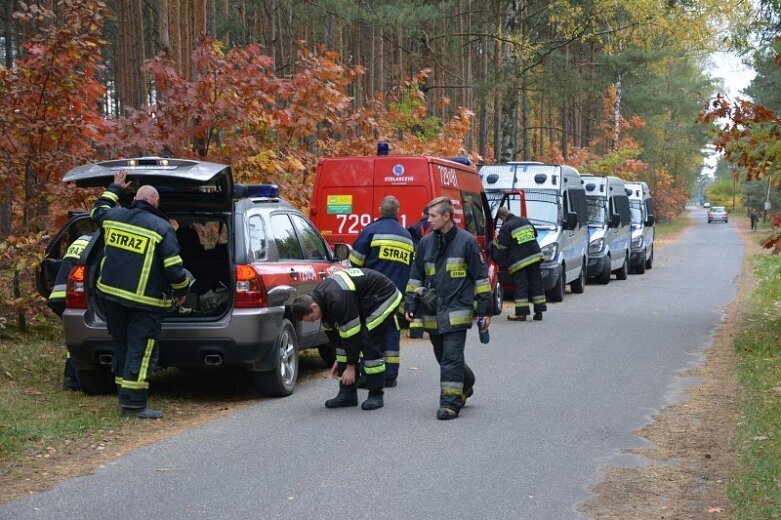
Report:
404,226,491,333
348,216,413,292
311,267,402,364
91,183,189,312
47,233,93,317
493,213,543,274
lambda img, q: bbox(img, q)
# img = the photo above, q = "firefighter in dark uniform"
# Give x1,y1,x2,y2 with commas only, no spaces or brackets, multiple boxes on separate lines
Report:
48,232,93,391
404,196,492,420
348,195,413,386
292,268,402,411
91,169,190,419
493,206,546,321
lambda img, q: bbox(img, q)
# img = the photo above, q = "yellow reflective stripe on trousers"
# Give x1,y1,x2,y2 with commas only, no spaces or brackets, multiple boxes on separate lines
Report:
365,290,402,331
384,351,400,364
441,381,463,395
138,338,155,383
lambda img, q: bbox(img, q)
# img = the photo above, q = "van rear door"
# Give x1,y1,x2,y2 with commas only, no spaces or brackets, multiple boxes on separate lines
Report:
311,157,376,246
373,157,432,231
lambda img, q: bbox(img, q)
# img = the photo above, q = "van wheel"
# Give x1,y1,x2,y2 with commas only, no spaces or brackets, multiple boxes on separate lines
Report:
74,366,115,395
492,281,504,316
570,259,586,294
615,254,629,280
645,248,653,269
547,270,565,303
634,251,646,274
596,259,611,285
317,345,336,366
252,319,299,397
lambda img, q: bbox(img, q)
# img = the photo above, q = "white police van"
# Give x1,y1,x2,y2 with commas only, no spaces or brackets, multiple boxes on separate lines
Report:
624,181,655,274
481,162,589,302
581,175,632,284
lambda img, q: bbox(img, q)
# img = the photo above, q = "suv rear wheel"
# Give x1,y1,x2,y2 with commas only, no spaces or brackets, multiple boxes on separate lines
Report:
492,280,504,315
252,319,299,397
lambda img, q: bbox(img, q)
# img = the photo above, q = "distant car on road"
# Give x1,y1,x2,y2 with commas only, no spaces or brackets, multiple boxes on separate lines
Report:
703,202,711,209
707,206,728,224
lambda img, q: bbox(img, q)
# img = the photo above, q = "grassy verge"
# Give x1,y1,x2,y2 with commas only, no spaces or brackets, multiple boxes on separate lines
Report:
0,319,326,488
729,240,781,518
0,320,123,473
655,212,690,240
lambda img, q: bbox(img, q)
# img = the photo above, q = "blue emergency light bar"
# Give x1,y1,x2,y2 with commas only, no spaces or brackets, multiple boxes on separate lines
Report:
234,183,280,198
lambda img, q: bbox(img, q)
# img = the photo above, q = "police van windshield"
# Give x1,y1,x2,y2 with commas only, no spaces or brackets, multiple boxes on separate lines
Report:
629,199,643,226
487,189,558,229
586,197,606,226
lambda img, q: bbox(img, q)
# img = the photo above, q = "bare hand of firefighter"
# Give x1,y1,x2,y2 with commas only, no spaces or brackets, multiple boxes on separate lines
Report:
481,316,491,329
113,169,131,189
340,364,356,385
330,361,339,379
405,311,414,322
175,295,186,307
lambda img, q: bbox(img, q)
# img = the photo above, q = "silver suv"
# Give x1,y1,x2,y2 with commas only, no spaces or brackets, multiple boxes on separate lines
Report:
38,158,346,396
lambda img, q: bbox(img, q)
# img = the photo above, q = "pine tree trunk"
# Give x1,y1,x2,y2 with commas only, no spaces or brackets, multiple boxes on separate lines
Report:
612,69,623,152
2,0,14,68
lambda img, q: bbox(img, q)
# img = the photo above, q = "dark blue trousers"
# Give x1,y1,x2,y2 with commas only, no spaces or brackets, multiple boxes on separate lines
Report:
429,329,475,411
104,299,162,408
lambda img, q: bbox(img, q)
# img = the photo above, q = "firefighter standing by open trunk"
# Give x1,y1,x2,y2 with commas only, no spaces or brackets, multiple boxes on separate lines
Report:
404,196,492,420
91,169,191,419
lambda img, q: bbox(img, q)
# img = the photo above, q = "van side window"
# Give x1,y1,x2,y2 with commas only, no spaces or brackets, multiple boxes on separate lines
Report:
613,195,632,226
566,189,588,227
461,191,485,236
271,213,304,260
290,214,328,260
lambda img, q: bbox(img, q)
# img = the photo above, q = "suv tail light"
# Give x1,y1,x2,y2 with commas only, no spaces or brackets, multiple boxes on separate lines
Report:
234,264,267,308
66,265,87,309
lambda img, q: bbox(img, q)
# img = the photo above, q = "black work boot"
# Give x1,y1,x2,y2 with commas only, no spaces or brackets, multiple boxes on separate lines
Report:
507,315,526,321
121,406,163,419
325,384,358,408
533,312,543,321
436,407,459,420
361,390,384,410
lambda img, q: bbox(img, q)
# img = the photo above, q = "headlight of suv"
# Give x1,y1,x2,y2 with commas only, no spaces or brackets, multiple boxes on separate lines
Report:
631,236,644,249
588,238,605,255
541,243,558,262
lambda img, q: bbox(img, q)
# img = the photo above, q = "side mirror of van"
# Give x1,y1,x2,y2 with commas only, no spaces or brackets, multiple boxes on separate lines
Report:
609,213,620,228
645,215,655,227
564,212,578,230
332,243,350,261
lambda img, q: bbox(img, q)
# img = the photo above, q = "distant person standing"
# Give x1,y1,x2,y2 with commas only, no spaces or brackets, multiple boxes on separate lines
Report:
348,195,413,387
750,209,759,231
493,206,546,321
404,196,492,420
91,169,191,419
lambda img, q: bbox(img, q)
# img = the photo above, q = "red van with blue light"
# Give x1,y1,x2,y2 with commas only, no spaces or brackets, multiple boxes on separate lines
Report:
310,146,504,314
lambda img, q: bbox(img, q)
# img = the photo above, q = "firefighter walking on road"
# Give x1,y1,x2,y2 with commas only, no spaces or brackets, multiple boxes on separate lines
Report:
48,233,94,391
348,195,413,386
404,196,492,420
292,268,402,411
493,206,546,321
91,169,191,419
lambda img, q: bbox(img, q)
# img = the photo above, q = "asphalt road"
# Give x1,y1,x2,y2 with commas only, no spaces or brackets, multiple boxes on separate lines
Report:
0,207,744,520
